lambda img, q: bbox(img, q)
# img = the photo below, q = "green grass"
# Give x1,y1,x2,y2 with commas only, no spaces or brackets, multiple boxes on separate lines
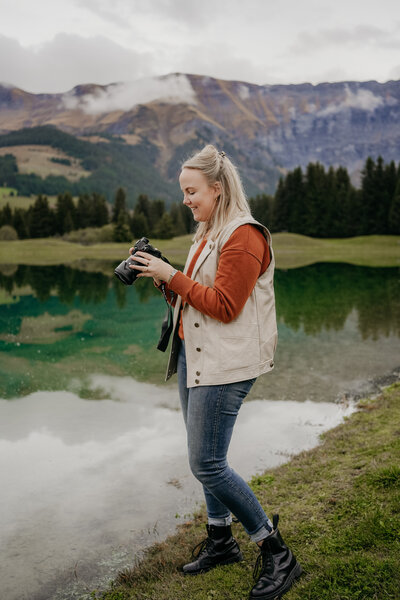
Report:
0,186,17,198
272,233,400,268
0,187,60,209
0,234,399,269
93,383,400,600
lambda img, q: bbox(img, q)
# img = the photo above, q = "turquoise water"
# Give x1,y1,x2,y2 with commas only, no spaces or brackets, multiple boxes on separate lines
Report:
0,262,399,400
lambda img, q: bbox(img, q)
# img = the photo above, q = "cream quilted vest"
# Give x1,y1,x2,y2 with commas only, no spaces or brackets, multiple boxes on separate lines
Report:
166,215,277,387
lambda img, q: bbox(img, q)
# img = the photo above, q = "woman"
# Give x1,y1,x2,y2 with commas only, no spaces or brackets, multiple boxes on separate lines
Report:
130,145,301,600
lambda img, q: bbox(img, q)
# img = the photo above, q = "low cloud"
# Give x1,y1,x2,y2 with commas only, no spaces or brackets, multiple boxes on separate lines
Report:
317,85,384,116
62,74,197,114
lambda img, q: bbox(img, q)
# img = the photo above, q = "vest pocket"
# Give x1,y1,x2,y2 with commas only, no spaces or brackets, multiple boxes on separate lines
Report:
219,324,260,371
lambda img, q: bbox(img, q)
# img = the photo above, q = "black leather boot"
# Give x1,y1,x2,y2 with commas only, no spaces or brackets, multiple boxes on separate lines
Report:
249,515,302,599
182,523,243,575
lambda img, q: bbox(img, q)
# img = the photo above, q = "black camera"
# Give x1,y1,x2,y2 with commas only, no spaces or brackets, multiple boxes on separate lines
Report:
114,237,168,285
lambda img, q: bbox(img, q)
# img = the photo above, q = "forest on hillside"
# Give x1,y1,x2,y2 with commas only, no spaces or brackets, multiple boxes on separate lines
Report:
0,155,399,240
0,125,179,203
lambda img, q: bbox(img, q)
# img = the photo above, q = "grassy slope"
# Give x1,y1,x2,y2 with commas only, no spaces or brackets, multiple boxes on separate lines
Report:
96,383,400,600
0,187,60,209
0,145,90,180
0,233,399,269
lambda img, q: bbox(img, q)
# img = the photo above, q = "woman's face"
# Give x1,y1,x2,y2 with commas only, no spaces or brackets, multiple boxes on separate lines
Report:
179,168,221,223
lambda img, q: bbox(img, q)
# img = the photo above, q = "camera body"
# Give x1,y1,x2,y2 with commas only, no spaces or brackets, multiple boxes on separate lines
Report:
114,237,163,285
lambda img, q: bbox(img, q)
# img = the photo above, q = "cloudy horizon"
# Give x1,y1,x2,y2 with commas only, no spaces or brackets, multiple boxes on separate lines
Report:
1,0,400,94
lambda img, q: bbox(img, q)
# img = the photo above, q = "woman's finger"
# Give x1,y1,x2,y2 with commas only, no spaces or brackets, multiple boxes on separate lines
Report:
135,251,153,260
130,255,152,267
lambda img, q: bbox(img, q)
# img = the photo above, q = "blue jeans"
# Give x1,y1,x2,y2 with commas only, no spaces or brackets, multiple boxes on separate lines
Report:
177,341,273,542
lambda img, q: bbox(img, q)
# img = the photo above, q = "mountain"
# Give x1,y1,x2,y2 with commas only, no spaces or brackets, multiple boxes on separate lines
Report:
1,73,400,203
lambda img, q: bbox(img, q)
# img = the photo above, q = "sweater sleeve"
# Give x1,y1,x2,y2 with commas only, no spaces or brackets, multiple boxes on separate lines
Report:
169,225,270,323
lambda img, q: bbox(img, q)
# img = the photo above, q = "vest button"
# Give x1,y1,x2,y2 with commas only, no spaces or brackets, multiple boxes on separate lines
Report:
194,322,200,327
195,379,200,384
196,347,201,352
196,371,200,376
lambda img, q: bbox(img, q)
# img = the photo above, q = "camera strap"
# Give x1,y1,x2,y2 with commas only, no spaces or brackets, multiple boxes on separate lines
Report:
157,283,175,352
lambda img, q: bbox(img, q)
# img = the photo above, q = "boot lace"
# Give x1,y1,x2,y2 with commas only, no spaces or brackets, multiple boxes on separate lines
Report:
191,537,213,559
253,544,273,581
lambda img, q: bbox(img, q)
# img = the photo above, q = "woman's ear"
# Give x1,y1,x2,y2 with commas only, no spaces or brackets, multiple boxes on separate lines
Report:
213,181,222,199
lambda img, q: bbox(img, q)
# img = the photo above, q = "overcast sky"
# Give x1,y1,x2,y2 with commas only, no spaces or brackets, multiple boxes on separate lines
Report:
1,0,399,93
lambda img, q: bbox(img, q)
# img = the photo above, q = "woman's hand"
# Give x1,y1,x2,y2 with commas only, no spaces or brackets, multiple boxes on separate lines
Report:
129,251,175,284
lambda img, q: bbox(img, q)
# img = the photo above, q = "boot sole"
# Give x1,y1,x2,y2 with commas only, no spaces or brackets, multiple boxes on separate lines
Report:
249,561,302,600
182,552,244,576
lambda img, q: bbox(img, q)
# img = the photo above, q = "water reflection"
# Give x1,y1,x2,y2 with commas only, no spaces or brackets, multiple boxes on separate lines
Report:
0,263,399,399
0,374,355,600
1,262,399,336
0,263,161,306
275,263,400,339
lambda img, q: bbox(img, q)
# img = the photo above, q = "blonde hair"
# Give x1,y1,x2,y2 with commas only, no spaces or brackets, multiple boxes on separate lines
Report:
181,144,251,241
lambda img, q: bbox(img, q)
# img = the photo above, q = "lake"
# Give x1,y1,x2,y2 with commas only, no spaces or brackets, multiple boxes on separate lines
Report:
0,261,399,600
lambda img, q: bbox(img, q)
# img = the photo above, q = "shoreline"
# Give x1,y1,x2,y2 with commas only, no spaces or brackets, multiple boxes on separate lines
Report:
91,374,400,600
0,233,399,270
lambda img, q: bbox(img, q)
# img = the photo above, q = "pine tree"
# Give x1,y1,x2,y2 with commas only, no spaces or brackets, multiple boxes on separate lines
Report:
63,211,74,234
76,194,92,229
384,161,398,233
249,194,273,227
92,193,109,227
112,187,128,223
169,202,186,236
130,212,149,238
13,208,29,239
113,215,132,242
374,156,391,234
55,192,76,234
319,166,337,237
0,154,18,187
360,157,376,235
286,167,304,234
0,203,13,227
388,178,400,234
271,178,288,232
134,194,152,232
29,195,55,238
154,213,175,239
149,199,165,233
334,167,353,237
303,163,327,237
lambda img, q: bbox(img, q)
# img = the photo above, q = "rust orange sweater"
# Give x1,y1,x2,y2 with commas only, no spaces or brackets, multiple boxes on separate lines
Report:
167,224,270,339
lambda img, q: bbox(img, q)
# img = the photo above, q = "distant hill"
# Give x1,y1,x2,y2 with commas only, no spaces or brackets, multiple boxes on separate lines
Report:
0,126,180,204
1,73,400,203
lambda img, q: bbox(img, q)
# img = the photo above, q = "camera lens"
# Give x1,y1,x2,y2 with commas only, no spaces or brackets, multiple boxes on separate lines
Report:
114,256,138,285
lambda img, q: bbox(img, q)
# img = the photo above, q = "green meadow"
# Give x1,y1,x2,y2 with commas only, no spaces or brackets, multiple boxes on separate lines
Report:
0,233,399,270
